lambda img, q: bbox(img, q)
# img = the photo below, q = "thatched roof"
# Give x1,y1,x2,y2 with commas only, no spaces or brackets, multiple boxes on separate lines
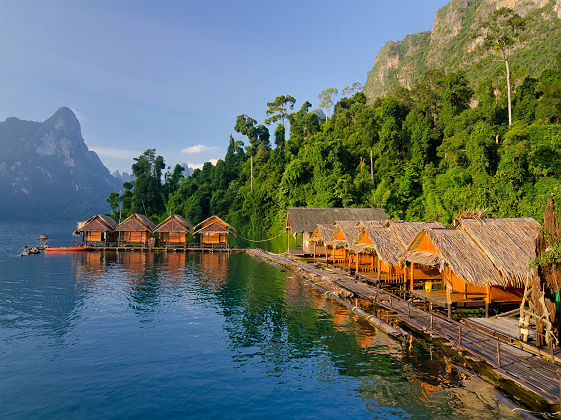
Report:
351,221,445,265
402,228,504,287
154,214,193,233
310,224,335,245
194,222,230,235
353,224,403,264
387,221,445,247
458,217,541,287
326,221,362,248
115,214,156,232
193,215,236,231
286,207,387,233
74,214,118,235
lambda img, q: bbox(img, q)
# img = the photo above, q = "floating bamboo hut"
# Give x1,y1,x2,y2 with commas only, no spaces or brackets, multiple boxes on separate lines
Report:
309,224,335,259
285,207,387,255
115,214,156,247
352,221,443,284
74,214,118,246
402,227,526,317
153,214,193,248
193,215,233,249
325,221,362,268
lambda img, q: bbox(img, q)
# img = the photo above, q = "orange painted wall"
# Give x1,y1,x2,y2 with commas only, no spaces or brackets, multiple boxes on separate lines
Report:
201,233,227,244
87,232,102,241
123,232,147,242
164,232,186,243
416,233,439,253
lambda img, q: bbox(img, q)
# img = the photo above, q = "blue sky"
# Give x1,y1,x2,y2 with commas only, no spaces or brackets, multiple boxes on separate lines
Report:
0,0,449,173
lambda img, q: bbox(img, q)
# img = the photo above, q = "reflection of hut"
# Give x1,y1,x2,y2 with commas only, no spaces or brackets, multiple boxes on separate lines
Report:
352,221,443,284
402,228,521,317
115,214,155,247
285,207,387,255
74,214,118,246
153,214,193,248
325,221,362,267
309,224,334,259
193,216,234,249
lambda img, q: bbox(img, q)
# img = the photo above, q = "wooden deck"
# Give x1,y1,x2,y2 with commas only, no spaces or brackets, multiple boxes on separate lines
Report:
335,278,561,403
249,250,561,405
410,289,487,309
86,246,241,253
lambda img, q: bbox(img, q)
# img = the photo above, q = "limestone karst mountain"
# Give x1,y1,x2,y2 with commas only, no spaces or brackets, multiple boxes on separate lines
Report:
0,107,119,220
364,0,561,101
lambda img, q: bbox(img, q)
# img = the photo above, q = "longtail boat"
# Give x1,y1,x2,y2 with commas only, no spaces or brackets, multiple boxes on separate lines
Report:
44,246,87,253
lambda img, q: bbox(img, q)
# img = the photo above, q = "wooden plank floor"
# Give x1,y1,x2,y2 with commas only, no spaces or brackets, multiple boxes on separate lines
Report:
335,278,561,403
249,251,561,404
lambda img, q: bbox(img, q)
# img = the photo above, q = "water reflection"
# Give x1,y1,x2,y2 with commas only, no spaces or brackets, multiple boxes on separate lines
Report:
0,236,520,418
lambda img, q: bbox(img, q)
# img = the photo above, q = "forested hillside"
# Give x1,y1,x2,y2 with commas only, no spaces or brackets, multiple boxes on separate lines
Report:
108,48,561,239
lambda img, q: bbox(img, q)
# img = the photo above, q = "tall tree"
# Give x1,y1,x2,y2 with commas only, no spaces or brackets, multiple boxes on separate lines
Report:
342,82,363,98
479,7,525,126
318,88,338,120
265,95,296,129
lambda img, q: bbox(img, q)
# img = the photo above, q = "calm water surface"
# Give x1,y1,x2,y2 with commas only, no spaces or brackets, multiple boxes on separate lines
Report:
0,223,517,419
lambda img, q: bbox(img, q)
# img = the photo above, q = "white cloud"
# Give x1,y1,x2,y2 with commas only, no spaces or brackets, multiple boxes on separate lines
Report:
187,159,219,170
89,147,139,159
181,144,220,154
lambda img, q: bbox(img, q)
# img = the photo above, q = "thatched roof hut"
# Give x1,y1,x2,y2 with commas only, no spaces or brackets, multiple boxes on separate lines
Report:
154,214,193,233
457,218,541,287
388,221,445,247
115,214,156,232
285,207,387,233
402,228,504,287
74,214,118,236
193,215,235,233
309,224,335,245
352,221,444,265
326,221,362,249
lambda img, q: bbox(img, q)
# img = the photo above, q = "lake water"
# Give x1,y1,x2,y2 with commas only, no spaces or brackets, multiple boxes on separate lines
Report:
0,223,518,418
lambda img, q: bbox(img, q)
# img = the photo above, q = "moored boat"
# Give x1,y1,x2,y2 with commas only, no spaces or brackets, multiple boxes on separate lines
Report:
44,246,87,252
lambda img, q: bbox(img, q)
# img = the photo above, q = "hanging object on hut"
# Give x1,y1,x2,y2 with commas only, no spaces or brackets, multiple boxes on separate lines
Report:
519,199,560,347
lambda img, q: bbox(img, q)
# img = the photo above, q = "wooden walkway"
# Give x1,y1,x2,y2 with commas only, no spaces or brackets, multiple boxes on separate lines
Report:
248,250,561,405
335,278,561,403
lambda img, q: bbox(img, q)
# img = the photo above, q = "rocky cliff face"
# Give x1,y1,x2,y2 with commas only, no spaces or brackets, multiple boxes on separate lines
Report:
364,0,561,101
0,107,119,220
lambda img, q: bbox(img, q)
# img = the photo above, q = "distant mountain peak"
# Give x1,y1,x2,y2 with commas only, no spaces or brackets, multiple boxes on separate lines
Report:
0,107,119,220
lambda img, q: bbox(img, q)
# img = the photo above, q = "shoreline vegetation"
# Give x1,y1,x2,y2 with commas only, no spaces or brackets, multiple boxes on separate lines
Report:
106,52,561,245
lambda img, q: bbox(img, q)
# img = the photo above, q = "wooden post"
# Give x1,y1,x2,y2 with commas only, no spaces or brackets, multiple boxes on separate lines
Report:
287,231,290,254
371,254,374,271
556,369,561,403
496,340,501,368
313,243,316,260
458,324,462,346
446,281,452,319
410,262,414,291
356,253,359,273
486,285,491,318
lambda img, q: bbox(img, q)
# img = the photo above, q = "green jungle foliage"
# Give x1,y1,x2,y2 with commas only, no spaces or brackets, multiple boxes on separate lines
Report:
108,54,561,239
